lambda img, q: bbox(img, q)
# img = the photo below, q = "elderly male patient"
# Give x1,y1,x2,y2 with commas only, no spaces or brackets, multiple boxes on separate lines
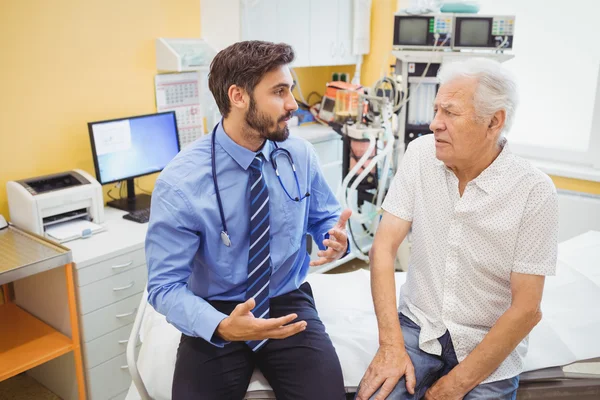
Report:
357,58,559,400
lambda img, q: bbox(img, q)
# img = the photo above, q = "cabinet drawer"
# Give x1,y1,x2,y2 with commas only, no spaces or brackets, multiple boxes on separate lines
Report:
83,323,140,369
82,293,141,343
313,139,342,166
77,248,145,287
87,347,140,400
79,266,147,315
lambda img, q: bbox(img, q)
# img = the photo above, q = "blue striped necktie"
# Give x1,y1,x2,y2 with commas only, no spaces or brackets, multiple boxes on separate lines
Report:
246,154,271,352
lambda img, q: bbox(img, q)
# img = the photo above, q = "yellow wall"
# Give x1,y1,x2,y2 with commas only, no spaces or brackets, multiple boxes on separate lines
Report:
0,0,202,218
361,0,600,195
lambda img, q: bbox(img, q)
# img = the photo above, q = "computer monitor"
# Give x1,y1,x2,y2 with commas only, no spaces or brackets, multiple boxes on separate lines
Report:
88,111,180,212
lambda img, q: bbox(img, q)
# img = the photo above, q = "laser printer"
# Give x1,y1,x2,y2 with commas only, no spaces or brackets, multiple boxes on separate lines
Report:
6,169,105,238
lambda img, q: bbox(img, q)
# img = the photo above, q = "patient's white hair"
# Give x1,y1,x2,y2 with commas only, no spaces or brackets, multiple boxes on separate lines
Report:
438,58,519,134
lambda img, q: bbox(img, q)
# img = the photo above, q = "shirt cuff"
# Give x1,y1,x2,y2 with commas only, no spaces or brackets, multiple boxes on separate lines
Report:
194,306,230,347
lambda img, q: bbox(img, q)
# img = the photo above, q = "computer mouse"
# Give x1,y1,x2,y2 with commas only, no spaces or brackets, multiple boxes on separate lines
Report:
0,214,7,230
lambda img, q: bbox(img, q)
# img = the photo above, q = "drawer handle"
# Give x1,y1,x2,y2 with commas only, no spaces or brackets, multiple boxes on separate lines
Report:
118,339,129,344
112,261,133,270
113,281,135,291
120,365,129,370
115,308,137,318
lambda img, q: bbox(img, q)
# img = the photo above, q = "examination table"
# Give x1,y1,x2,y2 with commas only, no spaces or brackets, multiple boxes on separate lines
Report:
125,231,600,399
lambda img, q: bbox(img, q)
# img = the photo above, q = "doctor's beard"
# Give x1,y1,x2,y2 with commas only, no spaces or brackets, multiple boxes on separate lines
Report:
245,96,292,142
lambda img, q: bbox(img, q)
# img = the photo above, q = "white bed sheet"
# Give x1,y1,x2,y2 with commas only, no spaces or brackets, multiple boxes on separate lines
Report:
126,231,600,400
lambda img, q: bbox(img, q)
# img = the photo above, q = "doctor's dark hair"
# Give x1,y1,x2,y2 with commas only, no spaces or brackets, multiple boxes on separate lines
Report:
208,41,295,118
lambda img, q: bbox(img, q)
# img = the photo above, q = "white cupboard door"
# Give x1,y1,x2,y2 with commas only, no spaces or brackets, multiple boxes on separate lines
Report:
337,0,357,65
241,0,278,42
276,1,312,67
201,0,242,51
308,0,339,66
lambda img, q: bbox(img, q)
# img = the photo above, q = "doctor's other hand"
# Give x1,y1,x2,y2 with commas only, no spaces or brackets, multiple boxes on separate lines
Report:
216,297,306,342
356,344,416,400
309,208,352,267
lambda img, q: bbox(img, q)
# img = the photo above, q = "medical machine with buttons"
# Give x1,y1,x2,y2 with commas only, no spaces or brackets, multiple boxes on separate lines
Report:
393,12,454,50
453,15,515,50
6,169,105,237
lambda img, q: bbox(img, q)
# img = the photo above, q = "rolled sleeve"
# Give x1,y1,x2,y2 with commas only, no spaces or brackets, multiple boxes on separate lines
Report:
381,140,419,221
146,179,229,346
512,179,559,276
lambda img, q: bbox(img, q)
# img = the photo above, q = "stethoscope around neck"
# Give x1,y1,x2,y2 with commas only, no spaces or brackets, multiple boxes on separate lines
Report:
211,124,309,247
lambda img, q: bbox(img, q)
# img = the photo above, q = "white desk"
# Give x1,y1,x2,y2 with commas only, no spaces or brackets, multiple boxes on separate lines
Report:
68,208,148,400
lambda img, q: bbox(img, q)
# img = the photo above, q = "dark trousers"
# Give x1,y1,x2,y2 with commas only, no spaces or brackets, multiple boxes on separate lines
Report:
172,282,346,400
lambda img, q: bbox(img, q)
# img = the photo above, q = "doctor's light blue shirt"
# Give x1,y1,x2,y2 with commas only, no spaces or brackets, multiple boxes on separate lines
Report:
145,122,345,346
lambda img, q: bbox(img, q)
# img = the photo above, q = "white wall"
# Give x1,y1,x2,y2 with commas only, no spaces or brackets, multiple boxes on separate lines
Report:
557,191,600,241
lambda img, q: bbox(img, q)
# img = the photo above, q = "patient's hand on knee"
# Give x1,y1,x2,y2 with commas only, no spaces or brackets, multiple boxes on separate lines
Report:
356,344,416,400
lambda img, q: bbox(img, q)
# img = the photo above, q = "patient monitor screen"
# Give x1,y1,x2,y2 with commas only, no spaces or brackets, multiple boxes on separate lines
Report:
89,112,180,184
398,18,428,45
458,19,490,46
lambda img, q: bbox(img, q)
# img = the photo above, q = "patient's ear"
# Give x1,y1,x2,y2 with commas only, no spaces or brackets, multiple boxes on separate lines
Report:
487,109,506,138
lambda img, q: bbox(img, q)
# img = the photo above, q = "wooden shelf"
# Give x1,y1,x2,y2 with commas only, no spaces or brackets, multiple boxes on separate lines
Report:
0,303,74,381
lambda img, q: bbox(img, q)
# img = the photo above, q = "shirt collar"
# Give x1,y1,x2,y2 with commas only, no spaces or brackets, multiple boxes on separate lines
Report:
215,120,272,170
436,137,512,195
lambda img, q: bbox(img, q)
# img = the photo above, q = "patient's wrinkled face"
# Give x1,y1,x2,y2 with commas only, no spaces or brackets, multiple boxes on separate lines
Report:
430,77,490,168
245,65,298,142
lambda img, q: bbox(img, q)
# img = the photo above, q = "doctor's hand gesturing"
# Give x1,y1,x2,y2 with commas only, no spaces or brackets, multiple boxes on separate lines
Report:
216,297,307,341
309,208,352,267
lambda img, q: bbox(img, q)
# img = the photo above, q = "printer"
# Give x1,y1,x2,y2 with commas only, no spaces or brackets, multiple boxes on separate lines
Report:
6,169,105,237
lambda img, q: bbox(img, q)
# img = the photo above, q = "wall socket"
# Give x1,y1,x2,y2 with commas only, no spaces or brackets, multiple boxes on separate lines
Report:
331,72,349,82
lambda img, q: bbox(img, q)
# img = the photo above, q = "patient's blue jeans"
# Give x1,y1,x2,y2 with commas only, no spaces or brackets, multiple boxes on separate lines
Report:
359,313,519,400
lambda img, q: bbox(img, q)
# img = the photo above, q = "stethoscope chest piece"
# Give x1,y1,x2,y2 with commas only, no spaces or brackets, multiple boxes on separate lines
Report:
221,231,231,247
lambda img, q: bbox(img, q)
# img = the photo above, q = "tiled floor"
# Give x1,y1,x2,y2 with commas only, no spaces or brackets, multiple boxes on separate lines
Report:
0,374,60,400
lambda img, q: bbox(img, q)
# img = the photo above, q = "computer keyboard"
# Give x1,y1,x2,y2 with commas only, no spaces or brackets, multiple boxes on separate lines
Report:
123,208,151,223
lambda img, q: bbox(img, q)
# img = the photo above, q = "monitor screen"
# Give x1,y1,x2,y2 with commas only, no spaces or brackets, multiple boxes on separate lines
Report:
88,112,180,184
398,18,428,45
458,19,490,46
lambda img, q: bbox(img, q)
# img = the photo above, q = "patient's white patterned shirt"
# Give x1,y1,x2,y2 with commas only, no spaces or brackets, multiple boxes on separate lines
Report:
382,135,559,383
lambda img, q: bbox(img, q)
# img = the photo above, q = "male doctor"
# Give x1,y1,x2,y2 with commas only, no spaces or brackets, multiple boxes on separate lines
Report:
146,40,351,400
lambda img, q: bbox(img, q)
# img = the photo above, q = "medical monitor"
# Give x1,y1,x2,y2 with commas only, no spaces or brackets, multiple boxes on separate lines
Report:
392,13,453,50
453,15,515,50
88,111,180,211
